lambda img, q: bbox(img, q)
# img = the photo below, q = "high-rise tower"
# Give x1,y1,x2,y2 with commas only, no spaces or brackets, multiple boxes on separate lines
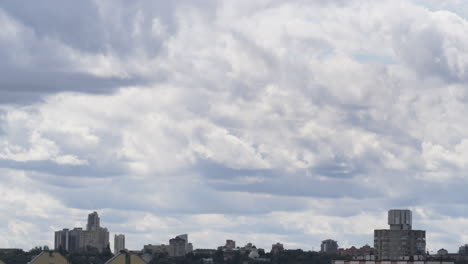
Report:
374,209,425,260
87,211,100,231
114,234,126,254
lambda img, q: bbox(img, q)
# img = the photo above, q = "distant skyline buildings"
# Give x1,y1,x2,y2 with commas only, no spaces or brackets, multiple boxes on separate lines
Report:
30,208,468,258
54,212,109,253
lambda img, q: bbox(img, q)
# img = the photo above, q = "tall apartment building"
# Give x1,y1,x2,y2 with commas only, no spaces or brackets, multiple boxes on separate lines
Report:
374,209,426,260
169,237,187,257
321,239,339,253
55,212,110,253
168,234,193,257
114,234,126,254
225,240,236,249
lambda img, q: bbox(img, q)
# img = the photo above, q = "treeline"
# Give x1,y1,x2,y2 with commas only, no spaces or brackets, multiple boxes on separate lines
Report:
147,249,351,264
0,246,114,264
0,247,350,264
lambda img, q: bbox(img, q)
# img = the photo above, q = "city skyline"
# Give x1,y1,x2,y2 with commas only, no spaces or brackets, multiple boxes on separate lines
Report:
2,0,468,254
27,209,468,256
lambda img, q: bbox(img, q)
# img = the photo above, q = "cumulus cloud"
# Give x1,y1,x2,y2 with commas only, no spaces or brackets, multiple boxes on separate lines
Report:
2,0,468,252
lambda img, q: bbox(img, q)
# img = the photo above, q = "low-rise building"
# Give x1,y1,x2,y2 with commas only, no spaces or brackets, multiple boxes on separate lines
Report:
338,245,375,258
28,251,69,264
143,244,169,255
437,249,448,256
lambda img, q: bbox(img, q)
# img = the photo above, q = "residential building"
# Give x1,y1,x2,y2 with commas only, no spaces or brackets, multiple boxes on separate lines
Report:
225,240,236,249
27,251,69,264
321,239,339,253
338,245,375,258
104,251,146,264
143,244,169,255
87,212,100,231
460,245,468,256
374,209,426,260
169,237,187,257
54,212,110,253
271,243,284,255
114,234,125,254
167,234,192,257
438,249,448,256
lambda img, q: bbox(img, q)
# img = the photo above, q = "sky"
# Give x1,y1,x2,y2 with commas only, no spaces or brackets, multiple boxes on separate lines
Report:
1,0,468,254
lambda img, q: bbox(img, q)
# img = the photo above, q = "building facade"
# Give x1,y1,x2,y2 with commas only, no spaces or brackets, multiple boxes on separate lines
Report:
321,239,339,253
459,245,468,256
143,244,169,255
114,234,125,254
271,243,284,255
54,212,109,253
225,240,236,249
169,237,187,257
374,210,426,260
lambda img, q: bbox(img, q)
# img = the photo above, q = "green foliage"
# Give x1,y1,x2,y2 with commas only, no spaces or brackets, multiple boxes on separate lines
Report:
0,247,352,264
0,249,37,264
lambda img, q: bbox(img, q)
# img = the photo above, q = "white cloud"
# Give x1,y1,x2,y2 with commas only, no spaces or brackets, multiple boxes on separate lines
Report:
2,0,468,253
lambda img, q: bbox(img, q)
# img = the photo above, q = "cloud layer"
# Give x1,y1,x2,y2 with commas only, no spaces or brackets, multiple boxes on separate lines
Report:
1,0,468,253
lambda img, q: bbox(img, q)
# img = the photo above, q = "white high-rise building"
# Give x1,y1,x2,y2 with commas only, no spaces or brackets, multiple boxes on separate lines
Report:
114,234,125,254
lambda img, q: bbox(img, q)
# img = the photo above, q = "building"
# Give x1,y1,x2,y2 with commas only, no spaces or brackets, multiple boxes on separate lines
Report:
374,209,426,260
167,234,193,257
54,212,110,253
169,237,187,257
271,243,284,255
338,245,375,258
104,251,146,264
143,244,169,255
114,234,125,254
87,212,100,231
321,239,339,253
437,249,448,256
225,240,236,249
459,245,468,256
28,251,69,264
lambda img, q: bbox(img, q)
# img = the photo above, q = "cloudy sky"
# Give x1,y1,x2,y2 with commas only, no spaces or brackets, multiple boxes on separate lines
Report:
2,0,468,253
